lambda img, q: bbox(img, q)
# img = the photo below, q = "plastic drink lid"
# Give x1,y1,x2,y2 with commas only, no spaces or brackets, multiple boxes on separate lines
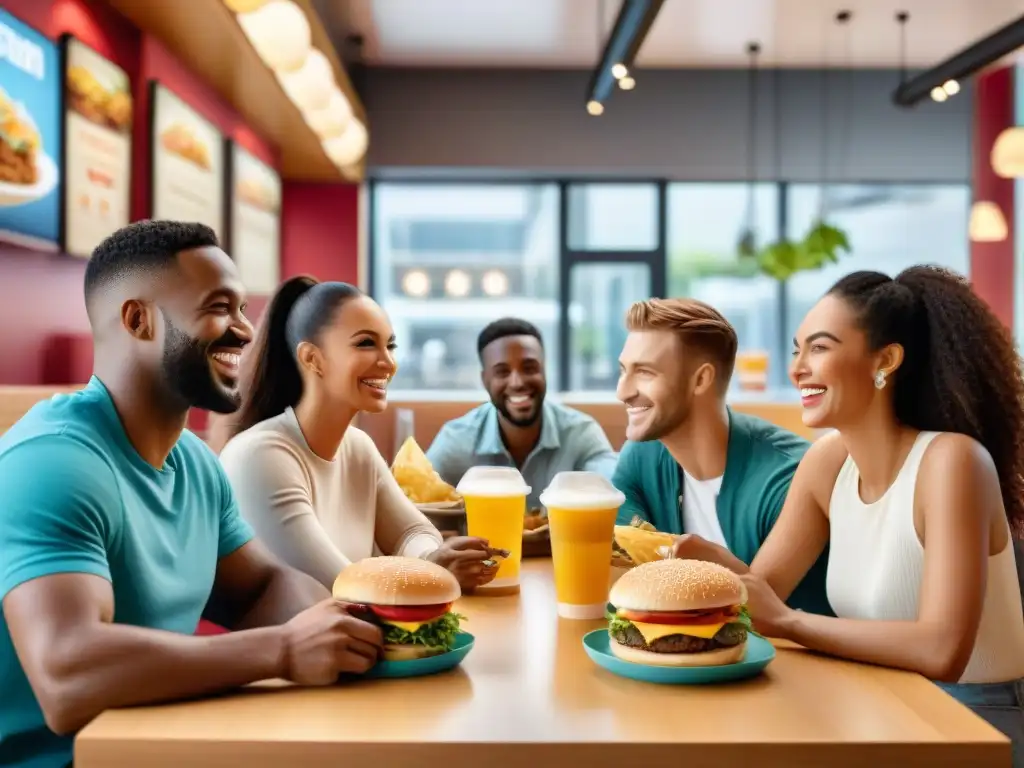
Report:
456,466,532,497
539,471,626,510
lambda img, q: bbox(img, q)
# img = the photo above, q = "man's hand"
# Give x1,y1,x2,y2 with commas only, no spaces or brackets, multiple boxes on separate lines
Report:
425,536,508,590
670,533,750,574
280,599,384,684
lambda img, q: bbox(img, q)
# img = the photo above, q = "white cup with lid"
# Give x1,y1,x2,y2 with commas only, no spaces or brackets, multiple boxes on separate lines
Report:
456,466,532,590
539,471,625,619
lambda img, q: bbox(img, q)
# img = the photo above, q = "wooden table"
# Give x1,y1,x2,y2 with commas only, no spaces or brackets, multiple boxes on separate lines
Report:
75,561,1010,767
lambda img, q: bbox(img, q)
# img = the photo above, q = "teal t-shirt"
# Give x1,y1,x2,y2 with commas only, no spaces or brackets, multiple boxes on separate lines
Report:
0,377,254,768
612,409,833,617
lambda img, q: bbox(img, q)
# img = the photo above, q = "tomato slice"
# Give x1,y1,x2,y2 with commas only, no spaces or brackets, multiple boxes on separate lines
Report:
370,603,451,623
617,608,736,625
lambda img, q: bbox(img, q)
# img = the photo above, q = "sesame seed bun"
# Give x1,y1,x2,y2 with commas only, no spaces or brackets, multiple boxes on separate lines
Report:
609,558,747,613
610,638,747,667
332,556,461,606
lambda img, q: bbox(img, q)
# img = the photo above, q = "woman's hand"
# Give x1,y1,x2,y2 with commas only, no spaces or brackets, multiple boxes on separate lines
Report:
739,572,795,639
670,533,751,574
425,536,508,591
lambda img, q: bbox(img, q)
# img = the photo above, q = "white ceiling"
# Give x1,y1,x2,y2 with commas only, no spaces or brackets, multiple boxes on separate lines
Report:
343,0,1024,68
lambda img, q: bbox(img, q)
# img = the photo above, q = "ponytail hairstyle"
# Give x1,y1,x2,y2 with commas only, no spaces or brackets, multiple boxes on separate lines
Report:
828,265,1024,535
231,275,364,436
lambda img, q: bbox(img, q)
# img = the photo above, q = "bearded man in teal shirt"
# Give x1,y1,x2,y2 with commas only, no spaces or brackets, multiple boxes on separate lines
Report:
612,298,832,617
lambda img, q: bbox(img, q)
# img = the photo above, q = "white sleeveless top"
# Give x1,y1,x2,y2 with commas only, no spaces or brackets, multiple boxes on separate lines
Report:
826,431,1024,684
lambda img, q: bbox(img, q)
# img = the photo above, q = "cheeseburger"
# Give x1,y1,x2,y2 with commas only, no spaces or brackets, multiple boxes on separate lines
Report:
333,556,464,661
607,558,751,667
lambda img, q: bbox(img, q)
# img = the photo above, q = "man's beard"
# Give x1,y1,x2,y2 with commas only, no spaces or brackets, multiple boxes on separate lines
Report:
161,314,241,414
632,398,692,442
493,390,544,428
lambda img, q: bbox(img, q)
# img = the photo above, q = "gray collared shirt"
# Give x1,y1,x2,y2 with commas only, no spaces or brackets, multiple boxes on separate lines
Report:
425,400,619,511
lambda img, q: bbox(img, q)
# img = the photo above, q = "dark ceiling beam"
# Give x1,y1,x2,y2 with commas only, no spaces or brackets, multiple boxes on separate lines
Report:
585,0,666,109
892,13,1024,107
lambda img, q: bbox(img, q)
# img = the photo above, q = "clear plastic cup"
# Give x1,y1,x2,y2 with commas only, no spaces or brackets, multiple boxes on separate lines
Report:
456,466,531,593
539,471,625,619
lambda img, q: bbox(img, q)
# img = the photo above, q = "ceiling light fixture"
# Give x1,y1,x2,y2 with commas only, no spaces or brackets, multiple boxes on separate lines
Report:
618,76,636,90
402,270,430,298
586,100,604,116
236,0,311,73
322,119,368,166
991,126,1024,178
445,270,471,298
277,48,335,112
930,86,947,102
584,0,665,113
303,88,353,139
969,201,1008,242
892,13,1024,107
481,270,509,297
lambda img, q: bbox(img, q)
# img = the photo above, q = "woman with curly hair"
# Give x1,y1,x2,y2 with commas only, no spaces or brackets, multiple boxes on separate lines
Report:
672,265,1024,759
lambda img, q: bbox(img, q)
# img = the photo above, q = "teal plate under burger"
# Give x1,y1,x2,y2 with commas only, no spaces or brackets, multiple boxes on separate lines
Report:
364,632,475,679
582,629,775,685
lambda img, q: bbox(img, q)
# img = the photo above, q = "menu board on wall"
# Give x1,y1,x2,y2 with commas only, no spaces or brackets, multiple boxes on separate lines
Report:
62,36,132,258
150,82,224,240
0,10,61,251
229,142,281,293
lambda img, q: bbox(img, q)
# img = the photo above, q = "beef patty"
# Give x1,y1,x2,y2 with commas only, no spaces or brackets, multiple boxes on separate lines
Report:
611,621,747,654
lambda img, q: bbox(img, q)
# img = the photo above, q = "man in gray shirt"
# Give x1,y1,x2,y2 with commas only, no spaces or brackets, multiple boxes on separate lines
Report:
426,318,618,511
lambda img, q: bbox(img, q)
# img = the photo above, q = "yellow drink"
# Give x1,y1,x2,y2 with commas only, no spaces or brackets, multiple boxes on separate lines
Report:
463,494,525,588
540,471,625,619
456,466,531,592
548,505,619,614
735,349,769,392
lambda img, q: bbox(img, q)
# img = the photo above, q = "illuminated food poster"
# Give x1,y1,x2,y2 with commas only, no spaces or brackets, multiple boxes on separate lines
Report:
63,36,133,258
0,10,61,250
229,143,281,293
150,82,224,240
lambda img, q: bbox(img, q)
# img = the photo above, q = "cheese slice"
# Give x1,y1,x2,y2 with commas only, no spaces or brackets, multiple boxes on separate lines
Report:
382,620,426,633
630,620,727,643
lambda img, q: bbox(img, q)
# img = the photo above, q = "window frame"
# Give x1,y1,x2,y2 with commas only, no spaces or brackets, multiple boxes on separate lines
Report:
368,177,970,393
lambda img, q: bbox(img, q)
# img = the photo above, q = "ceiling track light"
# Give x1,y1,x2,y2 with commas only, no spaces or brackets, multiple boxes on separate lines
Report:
583,0,665,113
892,13,1024,107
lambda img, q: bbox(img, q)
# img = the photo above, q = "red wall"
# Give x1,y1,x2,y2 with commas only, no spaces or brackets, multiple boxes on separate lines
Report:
0,0,360,387
970,65,1016,329
282,183,360,284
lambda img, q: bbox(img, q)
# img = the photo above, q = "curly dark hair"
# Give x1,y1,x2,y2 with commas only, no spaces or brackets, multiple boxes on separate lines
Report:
829,265,1024,536
84,220,218,305
477,317,543,361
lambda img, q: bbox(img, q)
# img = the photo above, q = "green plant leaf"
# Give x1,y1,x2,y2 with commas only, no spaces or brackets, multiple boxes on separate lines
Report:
800,220,852,267
756,238,801,281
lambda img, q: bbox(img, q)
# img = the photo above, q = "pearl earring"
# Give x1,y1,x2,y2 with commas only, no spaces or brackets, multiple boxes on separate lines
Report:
874,370,886,390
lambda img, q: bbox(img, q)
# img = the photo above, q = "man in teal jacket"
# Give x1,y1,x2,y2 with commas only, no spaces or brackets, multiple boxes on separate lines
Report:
612,298,832,617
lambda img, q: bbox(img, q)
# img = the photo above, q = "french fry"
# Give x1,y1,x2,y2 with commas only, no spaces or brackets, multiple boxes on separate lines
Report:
391,437,461,504
613,524,677,565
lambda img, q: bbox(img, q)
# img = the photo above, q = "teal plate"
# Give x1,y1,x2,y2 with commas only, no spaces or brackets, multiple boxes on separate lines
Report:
364,632,475,679
582,629,775,685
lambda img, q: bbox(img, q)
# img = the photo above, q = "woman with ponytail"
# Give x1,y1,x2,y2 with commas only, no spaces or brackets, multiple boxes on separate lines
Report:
670,265,1024,759
218,276,502,592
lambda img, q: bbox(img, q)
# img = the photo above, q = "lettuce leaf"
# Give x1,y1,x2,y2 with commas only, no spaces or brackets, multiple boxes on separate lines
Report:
382,612,464,651
732,605,752,630
608,615,633,635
